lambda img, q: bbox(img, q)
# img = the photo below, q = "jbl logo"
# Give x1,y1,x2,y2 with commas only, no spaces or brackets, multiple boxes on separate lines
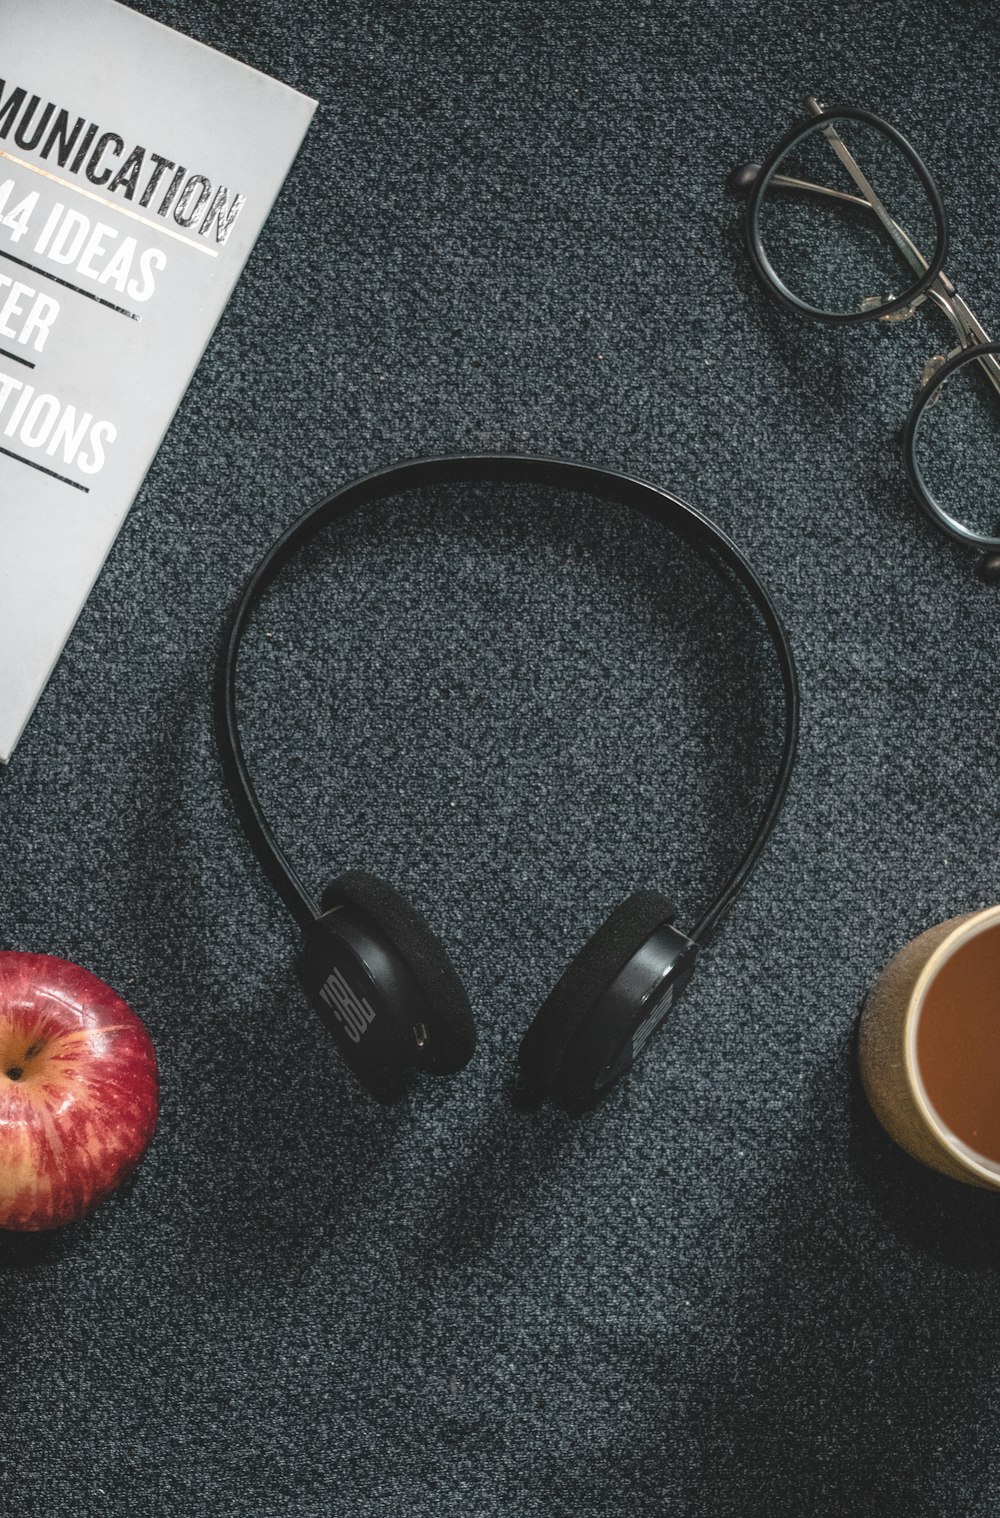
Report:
318,967,376,1044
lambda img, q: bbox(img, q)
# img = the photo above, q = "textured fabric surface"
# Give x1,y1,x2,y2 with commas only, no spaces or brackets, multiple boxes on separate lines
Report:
2,2,1000,1514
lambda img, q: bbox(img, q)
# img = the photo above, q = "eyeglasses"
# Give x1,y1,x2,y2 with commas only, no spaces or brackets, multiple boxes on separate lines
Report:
730,97,1000,582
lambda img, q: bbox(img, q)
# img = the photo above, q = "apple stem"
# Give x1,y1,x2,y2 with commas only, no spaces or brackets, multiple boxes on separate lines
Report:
6,1066,24,1081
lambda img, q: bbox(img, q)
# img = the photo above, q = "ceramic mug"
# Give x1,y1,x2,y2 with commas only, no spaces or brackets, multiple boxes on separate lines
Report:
858,905,1000,1189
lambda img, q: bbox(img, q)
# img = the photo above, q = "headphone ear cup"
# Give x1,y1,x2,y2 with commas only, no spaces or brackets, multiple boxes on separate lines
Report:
323,872,476,1074
518,891,676,1098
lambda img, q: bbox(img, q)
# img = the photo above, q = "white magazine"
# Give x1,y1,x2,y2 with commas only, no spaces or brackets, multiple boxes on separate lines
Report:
0,0,315,759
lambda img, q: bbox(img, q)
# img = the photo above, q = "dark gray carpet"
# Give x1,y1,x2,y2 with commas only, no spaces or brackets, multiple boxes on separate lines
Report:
3,2,1000,1514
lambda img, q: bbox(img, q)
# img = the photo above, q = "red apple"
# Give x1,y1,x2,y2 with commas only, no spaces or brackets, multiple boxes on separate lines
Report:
0,952,158,1230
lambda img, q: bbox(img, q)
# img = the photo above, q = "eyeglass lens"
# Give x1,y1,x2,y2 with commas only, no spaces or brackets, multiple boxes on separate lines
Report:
756,119,937,318
910,350,1000,543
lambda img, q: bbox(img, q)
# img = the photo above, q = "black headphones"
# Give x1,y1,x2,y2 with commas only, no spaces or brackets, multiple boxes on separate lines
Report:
215,455,799,1109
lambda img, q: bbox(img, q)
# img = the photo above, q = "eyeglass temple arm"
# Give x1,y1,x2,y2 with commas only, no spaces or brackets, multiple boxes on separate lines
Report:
800,100,925,277
761,172,927,261
731,159,929,267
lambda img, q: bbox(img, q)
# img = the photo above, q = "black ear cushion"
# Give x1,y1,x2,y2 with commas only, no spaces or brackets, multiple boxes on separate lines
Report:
324,871,476,1073
518,891,675,1095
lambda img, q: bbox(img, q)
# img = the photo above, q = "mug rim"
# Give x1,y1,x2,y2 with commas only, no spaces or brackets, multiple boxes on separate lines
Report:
905,904,1000,1184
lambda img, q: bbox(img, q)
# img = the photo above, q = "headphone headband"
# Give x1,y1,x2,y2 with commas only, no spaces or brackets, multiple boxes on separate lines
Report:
215,453,799,950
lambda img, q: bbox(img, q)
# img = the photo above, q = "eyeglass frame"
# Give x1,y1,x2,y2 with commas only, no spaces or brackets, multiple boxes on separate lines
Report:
733,97,1000,573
